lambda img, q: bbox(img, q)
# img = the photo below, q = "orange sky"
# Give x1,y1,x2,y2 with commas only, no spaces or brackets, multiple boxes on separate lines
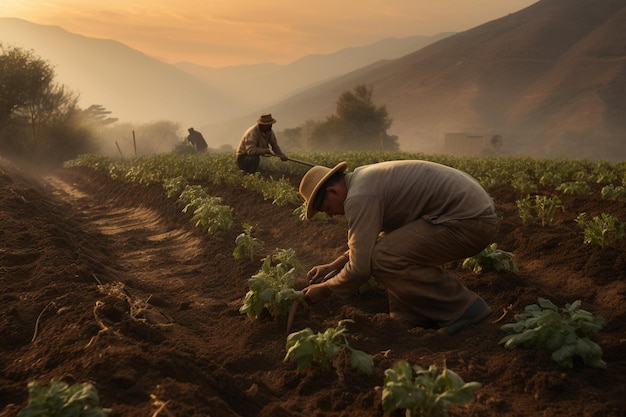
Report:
0,0,538,67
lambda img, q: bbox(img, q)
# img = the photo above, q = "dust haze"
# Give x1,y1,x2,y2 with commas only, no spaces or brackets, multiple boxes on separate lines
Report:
1,0,625,162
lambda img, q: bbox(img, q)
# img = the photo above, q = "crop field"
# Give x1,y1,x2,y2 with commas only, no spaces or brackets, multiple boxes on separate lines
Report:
1,152,625,416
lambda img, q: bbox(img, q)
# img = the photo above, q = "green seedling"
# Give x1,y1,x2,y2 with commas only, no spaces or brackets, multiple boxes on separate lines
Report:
516,194,564,226
233,223,264,261
284,319,373,375
462,243,518,273
556,181,591,196
600,185,626,201
575,212,625,248
17,379,111,417
177,185,233,234
162,176,188,199
381,360,481,417
240,249,303,319
500,297,606,369
293,202,330,221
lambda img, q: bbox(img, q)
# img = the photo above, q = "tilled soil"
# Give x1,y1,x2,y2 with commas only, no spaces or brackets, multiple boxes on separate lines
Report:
0,159,625,417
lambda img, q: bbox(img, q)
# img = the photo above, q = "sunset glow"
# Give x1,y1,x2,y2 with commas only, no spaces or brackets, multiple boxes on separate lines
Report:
1,0,537,67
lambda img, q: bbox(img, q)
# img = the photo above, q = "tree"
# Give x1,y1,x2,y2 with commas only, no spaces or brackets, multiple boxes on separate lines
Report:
306,84,399,151
0,43,97,165
0,44,54,123
81,104,119,128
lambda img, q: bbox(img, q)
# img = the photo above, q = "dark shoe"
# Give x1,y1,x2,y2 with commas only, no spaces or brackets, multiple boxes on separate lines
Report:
439,297,492,336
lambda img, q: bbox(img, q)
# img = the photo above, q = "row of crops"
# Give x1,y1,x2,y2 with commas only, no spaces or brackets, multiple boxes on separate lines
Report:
59,151,625,416
66,151,626,199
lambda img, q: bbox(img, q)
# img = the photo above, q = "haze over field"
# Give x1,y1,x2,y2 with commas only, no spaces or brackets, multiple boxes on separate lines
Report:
1,0,624,161
0,0,537,67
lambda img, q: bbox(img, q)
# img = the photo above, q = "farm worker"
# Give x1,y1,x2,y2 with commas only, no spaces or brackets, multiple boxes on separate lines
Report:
187,128,208,153
235,113,288,173
299,160,499,335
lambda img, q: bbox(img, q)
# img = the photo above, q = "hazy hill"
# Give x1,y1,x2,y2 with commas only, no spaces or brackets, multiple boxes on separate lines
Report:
174,33,453,109
0,17,448,132
248,0,626,161
0,18,241,128
2,0,625,162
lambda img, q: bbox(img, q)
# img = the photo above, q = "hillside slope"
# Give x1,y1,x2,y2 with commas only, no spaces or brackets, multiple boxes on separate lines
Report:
0,18,241,127
265,0,626,161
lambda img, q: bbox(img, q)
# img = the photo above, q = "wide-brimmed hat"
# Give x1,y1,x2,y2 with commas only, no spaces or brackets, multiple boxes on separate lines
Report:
299,162,348,219
257,113,277,125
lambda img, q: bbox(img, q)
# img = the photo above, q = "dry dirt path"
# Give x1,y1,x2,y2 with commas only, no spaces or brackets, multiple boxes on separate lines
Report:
42,174,210,311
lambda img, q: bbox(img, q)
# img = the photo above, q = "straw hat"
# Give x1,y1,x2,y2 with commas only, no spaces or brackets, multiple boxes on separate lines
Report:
257,113,277,125
299,162,348,219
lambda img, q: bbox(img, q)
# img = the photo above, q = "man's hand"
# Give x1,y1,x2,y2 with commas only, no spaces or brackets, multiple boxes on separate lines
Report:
303,282,332,304
307,264,335,284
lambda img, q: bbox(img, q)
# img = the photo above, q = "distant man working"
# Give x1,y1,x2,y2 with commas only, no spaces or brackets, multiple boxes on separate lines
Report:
187,128,208,153
299,160,499,335
236,113,288,173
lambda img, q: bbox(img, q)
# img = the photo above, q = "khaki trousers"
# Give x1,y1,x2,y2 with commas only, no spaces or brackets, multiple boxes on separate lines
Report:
371,217,498,327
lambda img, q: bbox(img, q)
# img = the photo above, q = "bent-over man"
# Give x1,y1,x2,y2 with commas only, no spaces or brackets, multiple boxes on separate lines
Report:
299,160,499,335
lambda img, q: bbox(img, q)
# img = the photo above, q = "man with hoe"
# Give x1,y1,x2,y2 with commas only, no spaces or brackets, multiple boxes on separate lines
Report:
187,128,208,153
236,113,288,173
299,160,499,335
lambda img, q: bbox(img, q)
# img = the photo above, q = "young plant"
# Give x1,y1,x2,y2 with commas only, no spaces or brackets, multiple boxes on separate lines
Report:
17,379,111,417
284,319,373,375
240,250,303,319
499,297,606,369
233,223,264,261
516,194,564,226
575,212,625,248
259,177,302,206
556,181,591,196
600,184,626,201
293,202,329,221
162,176,188,199
381,360,482,417
462,243,518,273
177,185,234,234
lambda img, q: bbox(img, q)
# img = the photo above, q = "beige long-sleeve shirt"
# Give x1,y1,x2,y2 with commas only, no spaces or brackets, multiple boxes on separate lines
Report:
235,124,285,157
325,160,496,298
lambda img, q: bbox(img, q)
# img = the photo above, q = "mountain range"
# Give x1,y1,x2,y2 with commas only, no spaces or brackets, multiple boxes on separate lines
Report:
1,0,625,161
0,17,449,132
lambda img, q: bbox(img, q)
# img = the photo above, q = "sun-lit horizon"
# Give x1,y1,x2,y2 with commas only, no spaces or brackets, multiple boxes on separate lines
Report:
0,0,538,67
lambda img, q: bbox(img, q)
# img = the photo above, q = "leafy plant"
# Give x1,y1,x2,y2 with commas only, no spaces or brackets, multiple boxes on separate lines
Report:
509,172,537,194
17,379,111,417
284,319,373,375
500,297,606,369
462,243,518,273
162,176,188,198
516,194,564,226
575,212,625,248
233,223,264,261
556,181,591,196
381,360,481,417
259,177,302,206
293,202,329,221
178,185,233,234
600,184,626,201
239,250,303,319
